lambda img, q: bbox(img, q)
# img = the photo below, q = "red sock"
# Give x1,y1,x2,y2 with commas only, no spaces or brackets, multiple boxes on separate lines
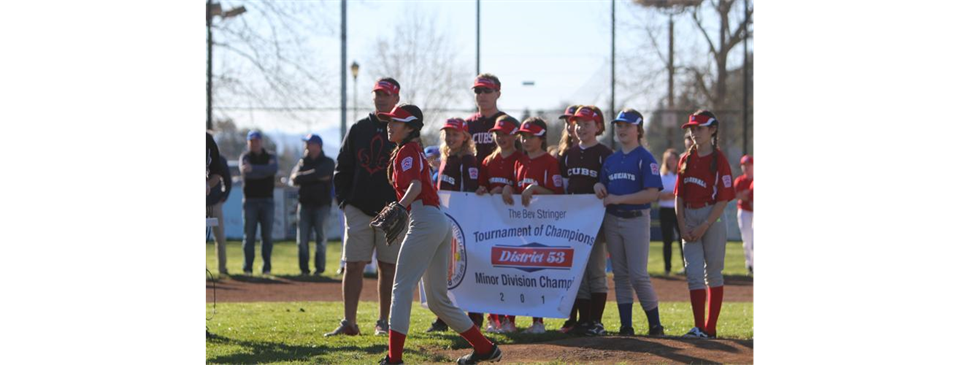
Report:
459,325,493,355
388,330,406,363
689,289,707,329
487,314,500,327
705,286,724,336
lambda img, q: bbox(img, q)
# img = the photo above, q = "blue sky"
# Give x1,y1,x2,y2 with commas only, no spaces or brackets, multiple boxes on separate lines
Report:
212,0,746,155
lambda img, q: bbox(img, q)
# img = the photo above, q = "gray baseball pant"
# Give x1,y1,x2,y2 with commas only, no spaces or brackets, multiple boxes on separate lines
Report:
603,210,659,311
577,228,608,299
682,205,727,290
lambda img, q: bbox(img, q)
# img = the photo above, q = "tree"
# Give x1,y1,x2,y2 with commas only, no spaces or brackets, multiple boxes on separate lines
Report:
366,7,473,146
212,1,336,126
687,0,752,110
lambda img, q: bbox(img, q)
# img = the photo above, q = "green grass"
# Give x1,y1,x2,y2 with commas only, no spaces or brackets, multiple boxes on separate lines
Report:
206,301,753,364
205,240,750,279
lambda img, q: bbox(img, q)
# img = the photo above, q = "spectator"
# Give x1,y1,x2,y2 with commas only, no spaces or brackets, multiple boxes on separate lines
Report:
659,148,683,275
424,145,441,185
207,154,232,275
239,130,279,276
735,155,754,275
466,73,507,163
291,134,335,276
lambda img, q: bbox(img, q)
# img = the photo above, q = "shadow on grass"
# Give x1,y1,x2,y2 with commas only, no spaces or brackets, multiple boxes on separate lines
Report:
206,333,441,364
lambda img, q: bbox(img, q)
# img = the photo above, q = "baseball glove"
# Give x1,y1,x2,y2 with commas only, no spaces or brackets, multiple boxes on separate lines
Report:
370,202,409,245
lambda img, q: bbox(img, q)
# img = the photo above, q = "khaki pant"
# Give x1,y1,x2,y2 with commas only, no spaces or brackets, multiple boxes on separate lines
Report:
682,206,727,290
604,210,659,311
389,201,474,335
342,204,402,264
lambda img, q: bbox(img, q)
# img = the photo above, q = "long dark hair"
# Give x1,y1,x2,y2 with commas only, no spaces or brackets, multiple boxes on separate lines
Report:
679,110,720,175
386,126,422,185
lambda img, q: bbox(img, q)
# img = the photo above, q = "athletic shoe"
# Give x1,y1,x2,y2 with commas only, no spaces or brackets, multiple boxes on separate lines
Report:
336,266,344,275
523,321,546,334
218,269,230,276
456,343,503,364
648,325,665,337
499,320,517,333
379,355,403,365
558,320,578,334
300,271,311,277
682,327,709,339
484,321,500,333
573,321,591,336
324,319,360,337
243,270,253,276
262,270,271,276
584,321,606,336
375,319,389,336
618,326,635,336
425,319,448,333
313,270,324,276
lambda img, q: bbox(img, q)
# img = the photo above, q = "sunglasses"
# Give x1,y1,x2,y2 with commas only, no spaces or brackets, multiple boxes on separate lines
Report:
473,87,495,94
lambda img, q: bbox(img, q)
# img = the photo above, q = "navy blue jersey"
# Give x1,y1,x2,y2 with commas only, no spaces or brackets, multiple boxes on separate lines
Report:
600,146,664,210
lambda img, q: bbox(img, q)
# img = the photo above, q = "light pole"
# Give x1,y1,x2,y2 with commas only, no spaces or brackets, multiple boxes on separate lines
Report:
206,1,246,131
351,61,359,123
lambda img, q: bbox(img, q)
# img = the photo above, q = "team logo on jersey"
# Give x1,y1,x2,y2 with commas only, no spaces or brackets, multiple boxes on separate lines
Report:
445,213,468,290
520,178,539,187
468,167,479,180
609,172,636,181
650,163,659,175
489,177,512,185
473,132,494,145
567,167,598,178
401,156,414,171
552,174,563,187
440,174,456,186
684,177,707,188
490,242,574,273
722,175,732,188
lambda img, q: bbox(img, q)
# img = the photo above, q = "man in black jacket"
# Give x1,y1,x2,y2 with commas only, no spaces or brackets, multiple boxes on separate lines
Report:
291,134,335,276
327,78,402,337
239,131,279,276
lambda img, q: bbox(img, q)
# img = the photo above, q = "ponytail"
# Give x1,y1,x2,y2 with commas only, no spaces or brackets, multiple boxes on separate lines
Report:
386,128,421,185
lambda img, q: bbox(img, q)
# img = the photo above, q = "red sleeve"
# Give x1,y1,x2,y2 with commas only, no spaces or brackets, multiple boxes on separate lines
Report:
395,146,421,192
716,155,736,202
513,159,523,190
674,155,687,197
546,157,564,194
478,156,490,189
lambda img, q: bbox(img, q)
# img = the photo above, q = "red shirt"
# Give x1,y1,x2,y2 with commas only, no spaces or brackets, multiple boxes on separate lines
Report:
391,143,440,208
674,149,735,207
480,151,520,191
734,174,753,212
513,152,564,194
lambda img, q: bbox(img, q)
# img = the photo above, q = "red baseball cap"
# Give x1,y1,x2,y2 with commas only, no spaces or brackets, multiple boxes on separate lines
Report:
569,106,602,125
559,104,579,121
740,155,753,165
472,77,500,91
441,118,469,133
489,116,520,135
377,104,423,127
372,79,400,96
518,120,546,137
682,114,718,129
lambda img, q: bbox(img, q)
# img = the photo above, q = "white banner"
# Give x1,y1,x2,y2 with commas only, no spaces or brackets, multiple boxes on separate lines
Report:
438,191,605,318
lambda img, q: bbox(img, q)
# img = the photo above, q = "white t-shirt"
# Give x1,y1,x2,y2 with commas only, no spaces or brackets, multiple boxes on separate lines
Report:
659,171,677,208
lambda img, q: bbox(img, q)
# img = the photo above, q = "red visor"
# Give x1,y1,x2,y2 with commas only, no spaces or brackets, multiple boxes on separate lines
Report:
441,118,468,133
489,119,519,135
377,105,417,123
559,105,579,120
372,80,400,96
518,121,546,137
740,155,753,165
569,107,601,124
682,114,717,129
472,78,500,91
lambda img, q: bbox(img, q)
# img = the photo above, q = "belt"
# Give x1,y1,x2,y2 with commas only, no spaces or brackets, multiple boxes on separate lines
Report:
607,209,644,218
684,201,712,209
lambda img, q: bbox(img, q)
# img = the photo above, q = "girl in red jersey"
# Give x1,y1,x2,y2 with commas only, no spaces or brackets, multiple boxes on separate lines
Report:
501,117,564,334
675,110,736,339
378,104,501,365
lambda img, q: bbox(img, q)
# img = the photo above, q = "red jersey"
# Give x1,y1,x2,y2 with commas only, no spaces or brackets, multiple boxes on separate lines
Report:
391,143,440,208
513,152,564,194
480,151,520,191
674,149,735,207
734,174,753,212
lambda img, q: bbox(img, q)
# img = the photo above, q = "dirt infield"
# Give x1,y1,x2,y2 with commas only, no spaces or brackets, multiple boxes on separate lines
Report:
441,336,754,365
206,274,752,303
